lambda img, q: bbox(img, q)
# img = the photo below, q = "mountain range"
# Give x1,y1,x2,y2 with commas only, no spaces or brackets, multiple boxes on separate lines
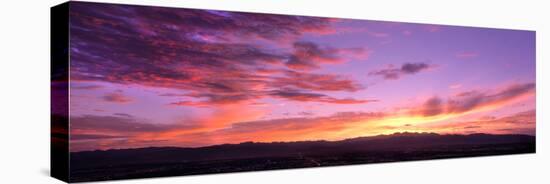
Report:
70,132,535,182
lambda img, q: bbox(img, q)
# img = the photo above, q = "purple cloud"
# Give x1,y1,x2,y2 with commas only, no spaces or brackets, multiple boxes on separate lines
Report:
369,62,435,80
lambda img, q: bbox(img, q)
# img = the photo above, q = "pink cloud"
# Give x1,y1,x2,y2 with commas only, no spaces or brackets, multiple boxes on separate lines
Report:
335,26,391,38
410,82,535,117
456,51,479,58
286,41,369,70
102,92,133,103
449,84,462,89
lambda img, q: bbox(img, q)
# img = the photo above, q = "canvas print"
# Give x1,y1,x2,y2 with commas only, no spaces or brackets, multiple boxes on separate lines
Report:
51,1,536,182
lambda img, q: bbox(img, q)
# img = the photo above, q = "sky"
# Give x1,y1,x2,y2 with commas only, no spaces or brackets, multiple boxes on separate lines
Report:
67,2,536,152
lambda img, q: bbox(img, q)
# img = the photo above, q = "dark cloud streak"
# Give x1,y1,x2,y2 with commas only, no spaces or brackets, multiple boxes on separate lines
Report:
269,89,376,104
412,83,535,117
102,92,133,103
369,62,435,80
69,2,367,106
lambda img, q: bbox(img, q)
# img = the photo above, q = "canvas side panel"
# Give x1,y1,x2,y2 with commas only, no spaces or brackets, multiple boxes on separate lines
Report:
51,2,70,183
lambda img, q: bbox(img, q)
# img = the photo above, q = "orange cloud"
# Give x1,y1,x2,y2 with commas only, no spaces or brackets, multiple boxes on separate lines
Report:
273,70,364,92
417,110,535,135
409,82,535,118
69,82,535,151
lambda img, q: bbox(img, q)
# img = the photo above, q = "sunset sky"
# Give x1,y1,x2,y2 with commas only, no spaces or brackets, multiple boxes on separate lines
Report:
67,2,535,152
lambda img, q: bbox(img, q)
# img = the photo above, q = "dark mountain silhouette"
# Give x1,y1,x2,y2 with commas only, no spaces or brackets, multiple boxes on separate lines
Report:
70,132,535,182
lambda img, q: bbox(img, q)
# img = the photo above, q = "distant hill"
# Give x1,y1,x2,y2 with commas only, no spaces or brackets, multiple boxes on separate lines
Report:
70,133,535,182
71,132,534,168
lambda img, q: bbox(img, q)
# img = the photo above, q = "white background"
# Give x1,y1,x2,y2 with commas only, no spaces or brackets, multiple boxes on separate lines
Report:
0,0,548,183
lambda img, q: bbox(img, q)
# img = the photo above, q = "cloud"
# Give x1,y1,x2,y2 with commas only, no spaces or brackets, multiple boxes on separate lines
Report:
286,41,368,70
449,84,462,89
113,113,133,118
269,89,376,104
69,115,187,151
222,112,383,135
298,111,315,116
69,2,367,106
69,3,334,85
447,83,535,114
369,62,435,80
274,70,364,92
334,26,390,38
499,110,536,125
420,110,535,135
411,82,535,117
169,101,210,107
187,93,254,104
166,69,367,107
69,81,535,151
464,126,481,129
69,111,386,151
71,3,335,43
102,92,133,103
71,134,127,141
170,87,374,107
158,93,187,97
401,63,431,74
286,41,341,70
70,83,103,90
70,107,536,151
168,94,253,107
456,51,479,58
160,111,387,146
417,97,444,116
70,115,183,134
